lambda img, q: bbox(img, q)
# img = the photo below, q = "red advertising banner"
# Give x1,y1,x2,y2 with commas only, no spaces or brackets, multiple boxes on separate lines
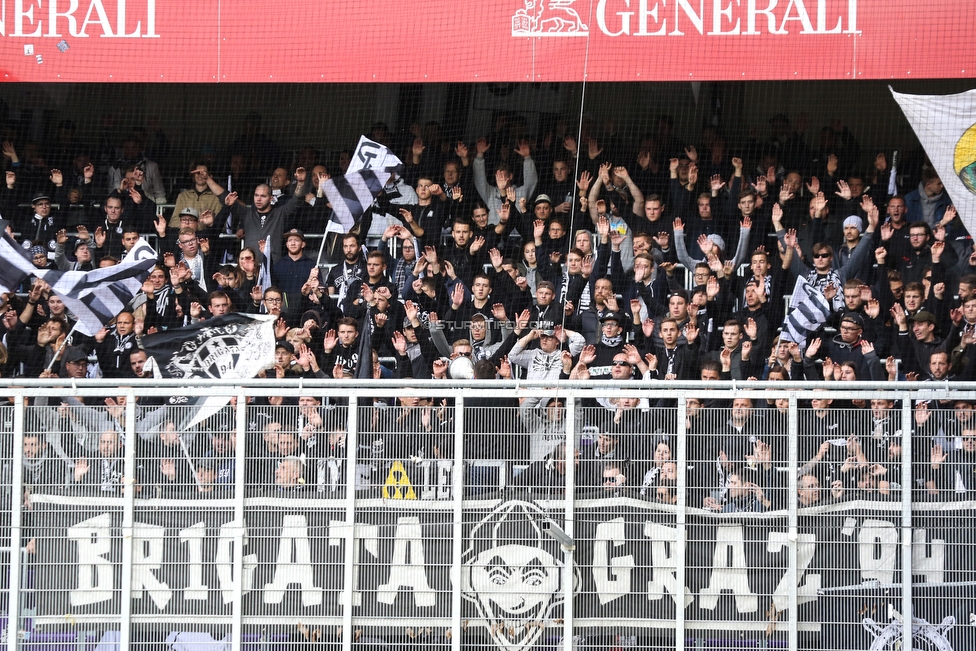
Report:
0,0,972,83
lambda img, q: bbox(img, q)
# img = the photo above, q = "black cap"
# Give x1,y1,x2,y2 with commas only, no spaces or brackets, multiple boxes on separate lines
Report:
284,228,305,242
600,311,622,324
841,312,864,329
62,346,88,364
31,193,51,204
275,340,295,355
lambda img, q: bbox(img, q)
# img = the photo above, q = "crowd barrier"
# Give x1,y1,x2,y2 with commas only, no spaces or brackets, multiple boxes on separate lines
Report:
0,379,973,651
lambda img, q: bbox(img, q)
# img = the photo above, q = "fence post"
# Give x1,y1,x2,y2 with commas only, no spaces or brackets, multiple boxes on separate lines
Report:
787,395,799,650
230,391,247,651
451,395,464,651
118,390,137,651
341,397,359,651
563,394,576,651
900,392,913,645
6,395,25,651
674,396,687,651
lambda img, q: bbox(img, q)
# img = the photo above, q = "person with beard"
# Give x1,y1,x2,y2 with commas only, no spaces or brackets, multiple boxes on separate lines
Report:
225,170,306,266
22,432,67,490
72,429,125,494
325,233,367,307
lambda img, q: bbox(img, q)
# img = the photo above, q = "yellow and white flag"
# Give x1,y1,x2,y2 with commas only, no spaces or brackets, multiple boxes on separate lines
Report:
891,87,976,236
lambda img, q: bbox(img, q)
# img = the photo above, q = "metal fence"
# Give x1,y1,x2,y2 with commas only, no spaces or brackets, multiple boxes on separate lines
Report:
1,379,974,650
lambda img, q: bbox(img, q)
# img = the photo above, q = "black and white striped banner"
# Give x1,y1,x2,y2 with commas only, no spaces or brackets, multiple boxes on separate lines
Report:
323,135,403,232
779,276,832,348
0,220,38,294
38,238,157,336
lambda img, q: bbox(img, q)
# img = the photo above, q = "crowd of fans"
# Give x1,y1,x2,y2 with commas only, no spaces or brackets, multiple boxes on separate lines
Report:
1,110,975,510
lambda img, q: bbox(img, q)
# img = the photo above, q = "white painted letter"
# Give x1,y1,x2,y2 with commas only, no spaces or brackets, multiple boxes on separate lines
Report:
593,518,635,605
699,523,758,613
644,521,693,607
912,529,945,585
131,521,172,610
115,0,140,36
637,0,666,35
377,517,435,607
80,0,114,36
47,0,80,37
745,0,782,34
14,0,42,36
264,515,323,606
68,513,114,606
215,520,257,605
858,519,898,584
598,0,632,36
768,531,820,612
671,0,704,35
179,522,208,601
710,0,740,34
778,0,813,33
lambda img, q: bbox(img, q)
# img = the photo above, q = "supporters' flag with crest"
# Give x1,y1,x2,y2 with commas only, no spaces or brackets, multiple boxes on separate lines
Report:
322,135,403,232
0,220,36,294
891,87,976,235
779,276,832,348
141,314,276,429
36,237,157,337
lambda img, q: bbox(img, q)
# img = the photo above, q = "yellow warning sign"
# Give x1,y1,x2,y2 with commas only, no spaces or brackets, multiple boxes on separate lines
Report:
382,460,416,499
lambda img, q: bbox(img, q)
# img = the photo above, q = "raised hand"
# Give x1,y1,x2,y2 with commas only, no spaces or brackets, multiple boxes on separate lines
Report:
805,337,822,358
835,179,852,200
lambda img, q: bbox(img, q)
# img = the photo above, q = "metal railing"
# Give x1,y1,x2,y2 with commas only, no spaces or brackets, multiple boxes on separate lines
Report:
0,379,973,651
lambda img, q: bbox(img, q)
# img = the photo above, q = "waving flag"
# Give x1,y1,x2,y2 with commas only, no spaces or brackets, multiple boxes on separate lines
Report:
0,220,37,294
322,135,403,232
142,313,277,430
779,276,832,348
37,238,157,337
891,87,976,236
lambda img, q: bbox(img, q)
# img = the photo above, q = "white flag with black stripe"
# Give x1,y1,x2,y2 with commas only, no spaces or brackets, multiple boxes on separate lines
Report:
38,238,157,337
779,275,832,348
0,220,38,294
323,136,403,232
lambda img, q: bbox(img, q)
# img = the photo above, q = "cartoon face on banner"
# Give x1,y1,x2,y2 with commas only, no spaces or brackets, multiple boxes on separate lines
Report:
460,500,578,651
863,615,956,651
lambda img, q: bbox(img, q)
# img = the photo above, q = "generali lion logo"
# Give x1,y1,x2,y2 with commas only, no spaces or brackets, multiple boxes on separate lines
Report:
512,0,588,36
460,500,579,651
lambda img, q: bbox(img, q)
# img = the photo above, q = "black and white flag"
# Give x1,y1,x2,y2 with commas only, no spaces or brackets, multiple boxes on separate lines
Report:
36,238,157,337
322,135,403,232
141,313,276,429
779,275,832,348
0,219,38,294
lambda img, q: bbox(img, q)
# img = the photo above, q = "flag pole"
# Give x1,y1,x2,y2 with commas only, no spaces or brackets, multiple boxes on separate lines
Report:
178,432,204,490
45,320,81,372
